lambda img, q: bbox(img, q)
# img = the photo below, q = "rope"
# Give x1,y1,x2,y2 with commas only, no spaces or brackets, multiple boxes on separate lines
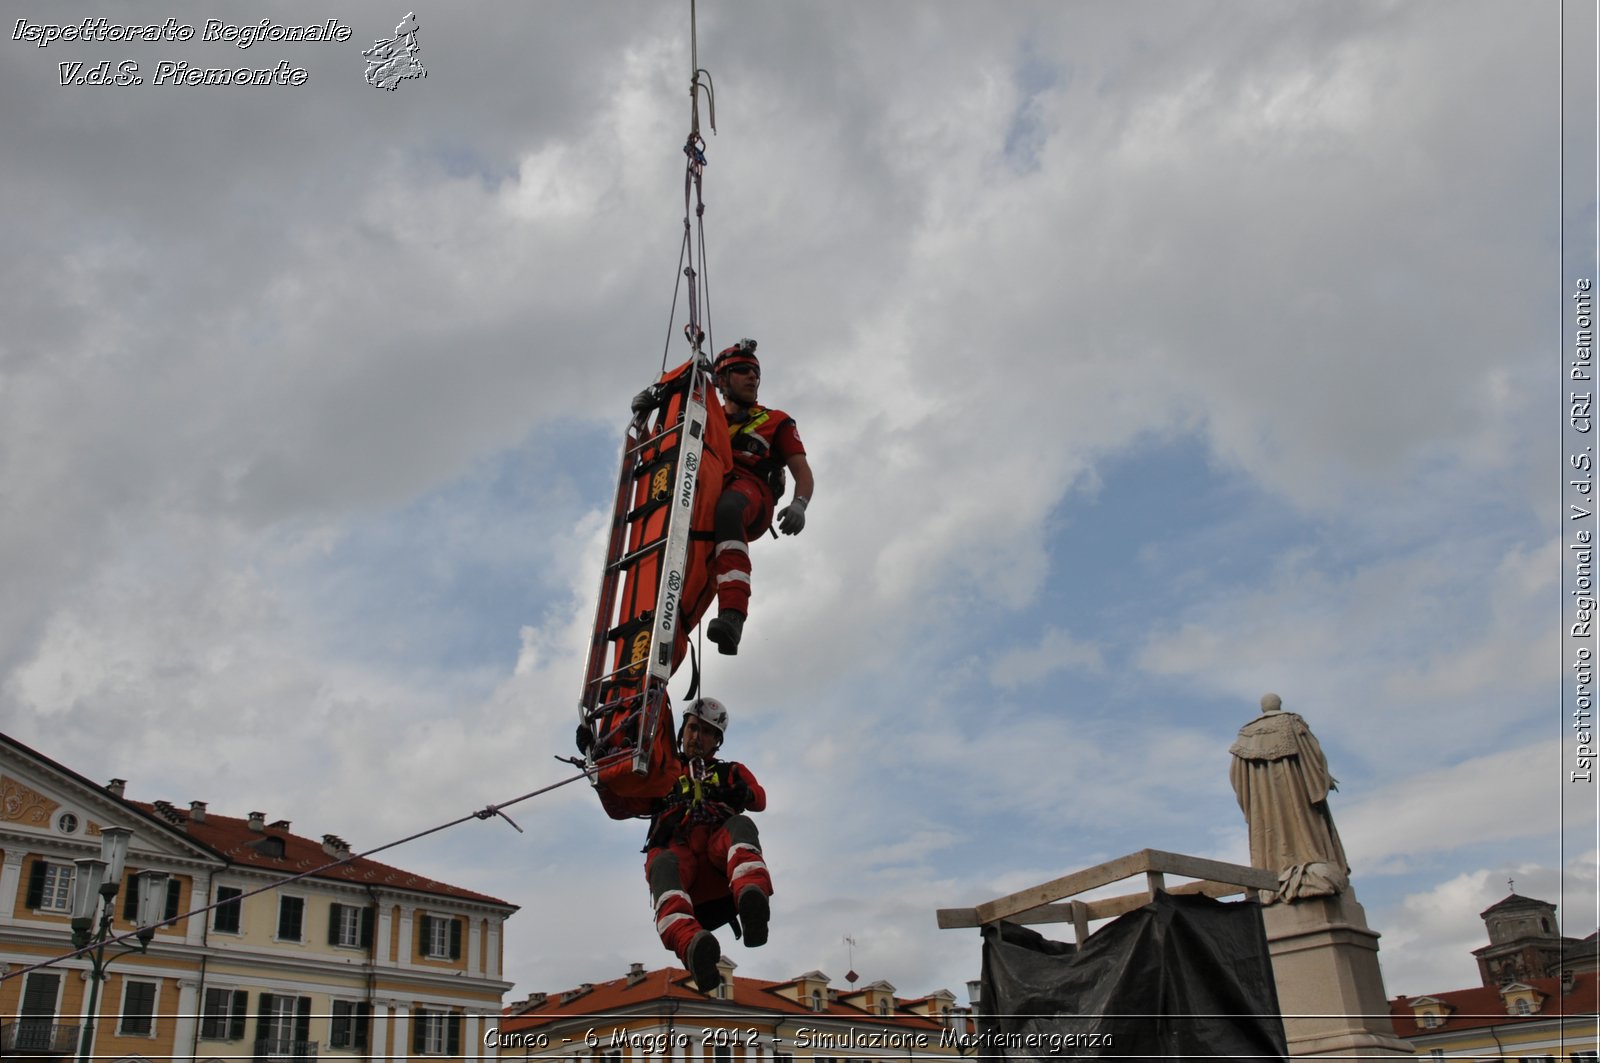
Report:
661,0,716,370
0,757,625,985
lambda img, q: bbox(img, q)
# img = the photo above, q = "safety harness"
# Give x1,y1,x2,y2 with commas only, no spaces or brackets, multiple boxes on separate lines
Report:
728,405,793,499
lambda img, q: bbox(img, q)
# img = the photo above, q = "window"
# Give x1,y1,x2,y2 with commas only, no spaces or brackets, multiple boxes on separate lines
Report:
878,999,890,1016
329,1001,372,1050
200,988,248,1041
412,1008,461,1056
277,895,305,941
119,979,157,1036
1420,1012,1442,1029
1572,1053,1598,1063
25,860,74,913
17,972,62,1051
213,886,243,933
256,994,311,1054
1510,998,1532,1016
418,913,462,960
773,1053,794,1063
122,873,181,923
329,903,374,949
57,812,79,834
1428,1052,1443,1062
811,989,824,1011
714,1046,732,1063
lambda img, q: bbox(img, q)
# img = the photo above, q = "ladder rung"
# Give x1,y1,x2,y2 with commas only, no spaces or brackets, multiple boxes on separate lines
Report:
608,538,666,573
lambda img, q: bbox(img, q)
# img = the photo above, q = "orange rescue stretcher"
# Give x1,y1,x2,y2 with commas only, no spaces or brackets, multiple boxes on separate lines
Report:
577,354,731,819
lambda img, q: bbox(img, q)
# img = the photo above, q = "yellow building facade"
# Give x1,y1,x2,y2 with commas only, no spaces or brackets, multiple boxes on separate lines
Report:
0,731,517,1063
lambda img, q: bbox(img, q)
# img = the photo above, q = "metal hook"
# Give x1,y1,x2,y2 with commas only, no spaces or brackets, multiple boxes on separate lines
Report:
691,68,716,137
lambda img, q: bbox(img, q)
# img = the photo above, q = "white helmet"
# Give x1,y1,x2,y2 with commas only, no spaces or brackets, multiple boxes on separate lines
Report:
682,697,729,737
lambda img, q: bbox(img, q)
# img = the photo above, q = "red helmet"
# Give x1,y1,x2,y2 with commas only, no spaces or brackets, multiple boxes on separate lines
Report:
713,338,760,375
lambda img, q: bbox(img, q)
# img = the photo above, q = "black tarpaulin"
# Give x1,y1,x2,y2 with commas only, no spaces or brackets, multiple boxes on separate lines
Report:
975,891,1289,1062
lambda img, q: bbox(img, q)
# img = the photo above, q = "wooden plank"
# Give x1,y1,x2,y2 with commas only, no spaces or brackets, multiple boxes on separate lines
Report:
1137,850,1277,890
1167,879,1253,900
936,902,1077,929
1070,900,1089,944
951,850,1275,928
972,850,1153,925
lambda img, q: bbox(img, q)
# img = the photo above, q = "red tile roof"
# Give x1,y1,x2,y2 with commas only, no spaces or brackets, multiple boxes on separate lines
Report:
1389,971,1600,1035
503,966,955,1030
132,801,512,908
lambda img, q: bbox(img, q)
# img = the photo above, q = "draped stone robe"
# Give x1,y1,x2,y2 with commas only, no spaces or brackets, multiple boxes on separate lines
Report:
1229,709,1349,901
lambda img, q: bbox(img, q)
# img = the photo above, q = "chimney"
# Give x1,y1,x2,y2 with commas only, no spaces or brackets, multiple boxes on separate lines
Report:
269,818,291,832
626,962,647,987
322,834,351,857
189,801,207,824
525,992,547,1008
106,778,127,798
248,811,266,832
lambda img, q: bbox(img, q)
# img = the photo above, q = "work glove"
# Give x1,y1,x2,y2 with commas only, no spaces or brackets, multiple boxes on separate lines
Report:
776,496,808,535
725,777,755,812
631,386,660,417
575,723,594,755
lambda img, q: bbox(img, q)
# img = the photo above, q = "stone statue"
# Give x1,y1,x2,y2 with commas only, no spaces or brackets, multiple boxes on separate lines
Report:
1229,693,1349,902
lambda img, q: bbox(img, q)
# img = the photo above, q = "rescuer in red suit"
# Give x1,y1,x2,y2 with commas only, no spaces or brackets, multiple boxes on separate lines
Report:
642,697,773,992
703,338,814,655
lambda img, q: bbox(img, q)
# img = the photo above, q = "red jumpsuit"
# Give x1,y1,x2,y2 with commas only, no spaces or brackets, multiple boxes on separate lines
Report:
643,759,773,963
713,406,806,617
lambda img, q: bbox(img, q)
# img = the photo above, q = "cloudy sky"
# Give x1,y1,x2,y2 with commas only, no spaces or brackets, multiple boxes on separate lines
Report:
3,0,1595,1007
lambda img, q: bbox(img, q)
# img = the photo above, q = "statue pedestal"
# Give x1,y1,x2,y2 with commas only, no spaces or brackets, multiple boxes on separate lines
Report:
1262,889,1414,1057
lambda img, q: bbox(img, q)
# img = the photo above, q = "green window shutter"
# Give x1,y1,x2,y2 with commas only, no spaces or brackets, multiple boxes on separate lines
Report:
123,872,140,920
200,988,224,1039
256,993,273,1044
279,896,303,941
446,1012,461,1055
25,859,46,908
328,903,343,946
123,980,156,1035
417,914,430,955
230,991,248,1041
214,887,242,933
448,917,462,961
293,997,311,1044
164,878,181,921
360,906,375,949
412,1009,427,1054
330,1001,349,1048
355,1003,371,1051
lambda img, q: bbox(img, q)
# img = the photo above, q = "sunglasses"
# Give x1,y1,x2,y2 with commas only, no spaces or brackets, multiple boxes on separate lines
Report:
725,365,760,377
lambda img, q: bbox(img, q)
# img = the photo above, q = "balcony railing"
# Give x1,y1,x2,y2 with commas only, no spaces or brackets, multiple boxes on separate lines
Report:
252,1036,319,1063
1,1020,83,1056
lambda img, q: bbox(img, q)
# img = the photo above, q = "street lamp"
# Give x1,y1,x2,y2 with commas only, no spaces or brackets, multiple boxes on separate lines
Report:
70,827,169,1063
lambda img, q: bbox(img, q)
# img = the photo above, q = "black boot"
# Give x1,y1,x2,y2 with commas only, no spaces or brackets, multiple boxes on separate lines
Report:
706,610,745,655
738,887,769,948
686,930,722,992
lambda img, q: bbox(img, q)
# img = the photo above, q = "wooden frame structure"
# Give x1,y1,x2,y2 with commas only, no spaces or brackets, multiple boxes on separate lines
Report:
936,848,1278,945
